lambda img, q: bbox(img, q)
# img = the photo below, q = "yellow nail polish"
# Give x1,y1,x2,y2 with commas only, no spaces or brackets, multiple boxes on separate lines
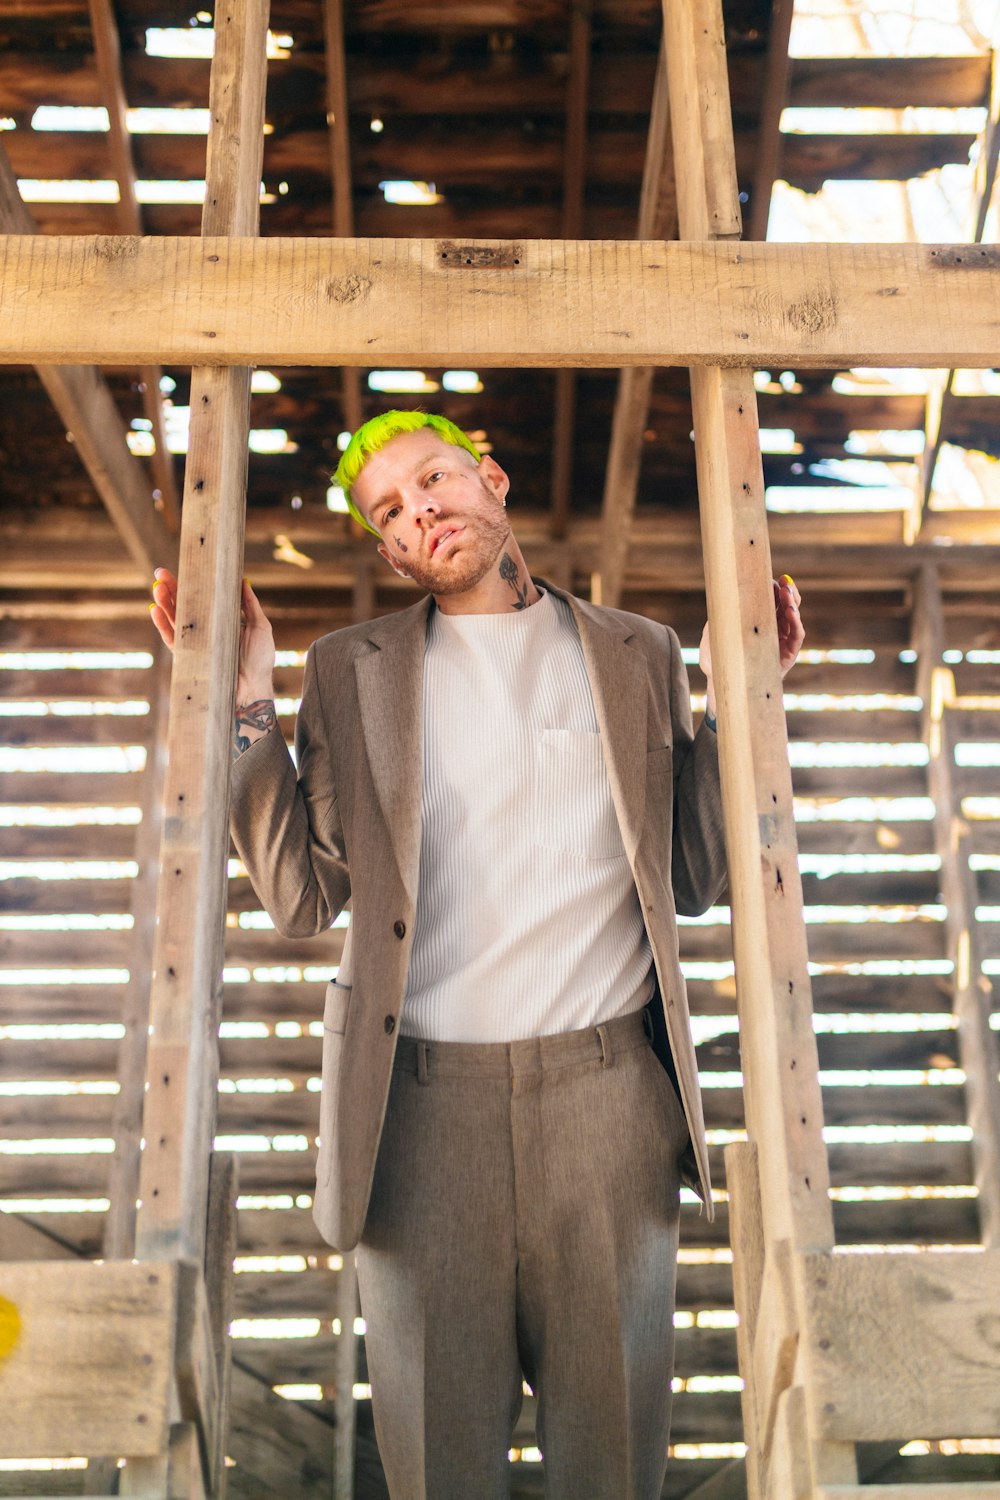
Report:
782,573,794,586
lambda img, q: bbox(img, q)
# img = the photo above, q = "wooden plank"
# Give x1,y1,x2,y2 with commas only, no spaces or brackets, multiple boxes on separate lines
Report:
4,237,1000,369
227,1361,334,1499
817,1488,1000,1500
724,1141,764,1498
598,36,676,606
913,565,1000,1249
103,646,170,1261
0,1260,176,1458
205,1153,239,1497
174,1262,221,1479
747,0,794,243
321,0,363,438
751,1240,799,1471
802,1249,1000,1441
549,0,592,540
0,145,177,581
334,1254,358,1499
134,0,270,1267
86,0,180,532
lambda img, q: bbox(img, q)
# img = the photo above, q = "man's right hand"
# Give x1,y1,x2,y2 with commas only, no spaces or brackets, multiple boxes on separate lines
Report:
151,568,276,704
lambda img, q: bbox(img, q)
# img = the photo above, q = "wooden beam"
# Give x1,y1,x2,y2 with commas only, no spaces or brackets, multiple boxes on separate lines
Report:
0,147,177,578
914,52,999,539
550,0,592,540
4,236,1000,369
664,0,851,1489
133,0,269,1269
597,36,676,606
747,0,794,243
87,0,180,531
322,0,363,436
913,563,1000,1247
102,644,171,1262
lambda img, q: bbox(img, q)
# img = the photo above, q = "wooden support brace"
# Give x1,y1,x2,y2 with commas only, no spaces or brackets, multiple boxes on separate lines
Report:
751,1240,799,1468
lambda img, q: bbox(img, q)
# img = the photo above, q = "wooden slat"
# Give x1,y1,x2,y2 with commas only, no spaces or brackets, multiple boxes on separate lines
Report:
4,236,1000,369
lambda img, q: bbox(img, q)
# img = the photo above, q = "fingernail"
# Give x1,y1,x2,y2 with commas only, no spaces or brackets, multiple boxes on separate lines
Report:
782,573,795,586
148,602,156,612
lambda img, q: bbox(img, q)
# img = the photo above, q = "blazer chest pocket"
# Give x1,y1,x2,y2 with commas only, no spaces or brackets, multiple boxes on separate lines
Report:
534,729,624,860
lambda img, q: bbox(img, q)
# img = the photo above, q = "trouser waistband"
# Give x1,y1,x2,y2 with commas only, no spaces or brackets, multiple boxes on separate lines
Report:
394,1007,652,1084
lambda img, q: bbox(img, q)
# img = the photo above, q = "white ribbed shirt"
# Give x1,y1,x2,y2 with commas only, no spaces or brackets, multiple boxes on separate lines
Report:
401,589,653,1042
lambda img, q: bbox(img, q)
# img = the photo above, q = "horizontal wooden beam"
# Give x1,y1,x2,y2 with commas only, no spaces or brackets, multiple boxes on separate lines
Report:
2,236,1000,368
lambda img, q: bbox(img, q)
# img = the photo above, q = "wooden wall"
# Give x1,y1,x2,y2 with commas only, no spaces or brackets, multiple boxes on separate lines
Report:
1,578,998,1495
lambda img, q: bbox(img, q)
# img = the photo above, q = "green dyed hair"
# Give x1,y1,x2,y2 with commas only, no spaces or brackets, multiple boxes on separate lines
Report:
334,411,482,535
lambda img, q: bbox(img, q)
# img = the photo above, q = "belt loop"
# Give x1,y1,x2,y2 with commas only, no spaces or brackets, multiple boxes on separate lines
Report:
597,1024,612,1069
417,1041,430,1086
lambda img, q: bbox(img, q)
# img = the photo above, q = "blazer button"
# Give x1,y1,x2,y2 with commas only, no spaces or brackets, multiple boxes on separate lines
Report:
384,1015,396,1035
393,920,406,939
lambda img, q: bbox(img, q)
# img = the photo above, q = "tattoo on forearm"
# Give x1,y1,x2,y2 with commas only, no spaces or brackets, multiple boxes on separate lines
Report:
498,551,530,611
233,699,277,760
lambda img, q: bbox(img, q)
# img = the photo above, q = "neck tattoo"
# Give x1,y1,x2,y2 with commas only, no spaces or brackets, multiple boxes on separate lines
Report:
498,551,530,611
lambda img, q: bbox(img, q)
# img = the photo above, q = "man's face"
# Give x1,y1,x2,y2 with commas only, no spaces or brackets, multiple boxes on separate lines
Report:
352,429,512,597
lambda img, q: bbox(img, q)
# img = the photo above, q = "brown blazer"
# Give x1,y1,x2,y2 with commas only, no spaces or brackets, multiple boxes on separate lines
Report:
230,581,727,1251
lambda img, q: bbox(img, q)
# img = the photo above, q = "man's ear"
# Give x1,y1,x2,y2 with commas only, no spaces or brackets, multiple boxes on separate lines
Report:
479,454,510,505
377,541,410,580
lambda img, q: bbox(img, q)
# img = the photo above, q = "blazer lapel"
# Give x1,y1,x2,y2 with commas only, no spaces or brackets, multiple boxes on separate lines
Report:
354,597,431,906
551,584,649,864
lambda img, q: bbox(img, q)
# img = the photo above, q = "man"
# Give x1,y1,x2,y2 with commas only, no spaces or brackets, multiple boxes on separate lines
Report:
151,411,803,1499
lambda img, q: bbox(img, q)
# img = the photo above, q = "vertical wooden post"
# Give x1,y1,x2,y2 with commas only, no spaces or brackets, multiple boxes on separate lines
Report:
133,0,270,1268
334,1256,359,1500
663,1,852,1491
913,563,1000,1247
104,645,171,1262
662,0,833,1256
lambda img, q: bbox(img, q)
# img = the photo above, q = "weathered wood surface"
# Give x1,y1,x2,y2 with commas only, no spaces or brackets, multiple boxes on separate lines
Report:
3,237,1000,368
0,1259,177,1458
133,0,269,1273
802,1249,1000,1441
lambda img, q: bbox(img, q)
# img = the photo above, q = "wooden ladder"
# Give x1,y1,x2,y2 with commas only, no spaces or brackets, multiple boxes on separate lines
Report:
0,4,267,1495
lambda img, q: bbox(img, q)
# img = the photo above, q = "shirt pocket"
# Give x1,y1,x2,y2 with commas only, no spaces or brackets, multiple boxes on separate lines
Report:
535,728,625,860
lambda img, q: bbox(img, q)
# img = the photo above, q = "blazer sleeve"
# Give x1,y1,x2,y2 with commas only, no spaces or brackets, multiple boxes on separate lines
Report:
229,644,351,938
665,625,728,917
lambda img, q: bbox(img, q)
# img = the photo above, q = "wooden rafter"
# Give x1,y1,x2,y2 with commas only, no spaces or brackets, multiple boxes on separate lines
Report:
87,0,180,530
550,0,592,541
915,50,1000,539
0,147,177,578
747,0,795,243
322,0,363,437
597,36,676,608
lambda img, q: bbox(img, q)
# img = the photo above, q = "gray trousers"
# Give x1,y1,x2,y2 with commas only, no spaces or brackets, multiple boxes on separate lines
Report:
355,1008,688,1500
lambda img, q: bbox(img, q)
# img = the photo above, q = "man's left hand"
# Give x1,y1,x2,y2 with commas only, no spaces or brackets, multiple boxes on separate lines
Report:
699,573,804,717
